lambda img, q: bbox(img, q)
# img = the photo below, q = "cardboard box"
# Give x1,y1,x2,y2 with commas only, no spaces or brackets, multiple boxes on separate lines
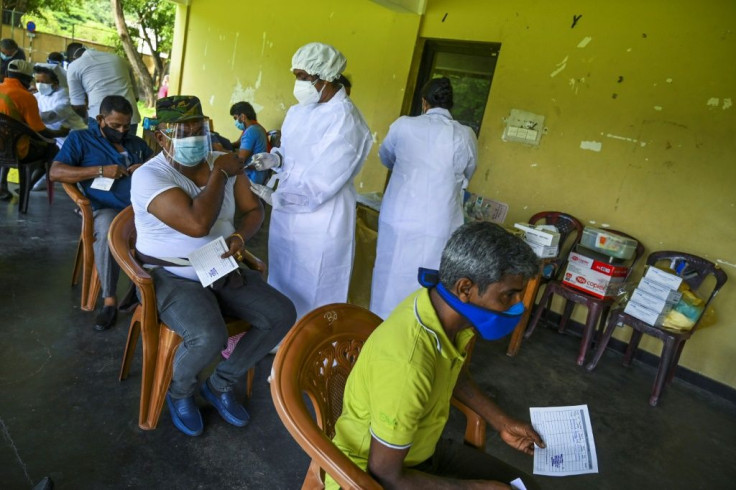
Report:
644,266,683,291
624,300,666,326
525,241,559,258
637,277,682,304
562,249,630,299
630,288,675,315
513,223,561,246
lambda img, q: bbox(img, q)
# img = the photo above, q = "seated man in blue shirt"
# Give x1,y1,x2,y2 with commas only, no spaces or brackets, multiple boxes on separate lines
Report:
229,101,269,184
49,95,153,331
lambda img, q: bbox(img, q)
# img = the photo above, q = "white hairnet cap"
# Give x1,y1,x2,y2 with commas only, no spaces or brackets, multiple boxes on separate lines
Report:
291,42,346,82
34,62,68,88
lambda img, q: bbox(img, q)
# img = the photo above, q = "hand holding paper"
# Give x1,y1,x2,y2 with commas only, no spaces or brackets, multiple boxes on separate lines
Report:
186,237,238,288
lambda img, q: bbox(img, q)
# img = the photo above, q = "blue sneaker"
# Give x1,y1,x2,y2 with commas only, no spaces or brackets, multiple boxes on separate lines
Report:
166,393,203,436
200,382,250,427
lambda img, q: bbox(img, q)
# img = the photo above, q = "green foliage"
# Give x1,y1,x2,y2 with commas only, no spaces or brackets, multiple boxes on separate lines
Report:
17,0,175,57
3,1,73,16
26,0,116,44
120,0,175,61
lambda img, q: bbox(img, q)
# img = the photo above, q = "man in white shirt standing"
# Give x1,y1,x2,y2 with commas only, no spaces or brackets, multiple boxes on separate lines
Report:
66,42,140,135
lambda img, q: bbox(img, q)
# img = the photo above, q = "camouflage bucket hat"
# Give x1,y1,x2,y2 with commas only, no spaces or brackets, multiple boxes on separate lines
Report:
155,95,204,124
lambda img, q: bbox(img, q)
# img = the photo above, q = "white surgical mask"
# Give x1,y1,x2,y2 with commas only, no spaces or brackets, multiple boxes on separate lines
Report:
170,135,209,166
36,83,55,96
293,79,322,105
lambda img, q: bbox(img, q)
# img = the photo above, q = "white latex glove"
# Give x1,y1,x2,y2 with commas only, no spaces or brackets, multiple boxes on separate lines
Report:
250,183,274,205
249,152,281,171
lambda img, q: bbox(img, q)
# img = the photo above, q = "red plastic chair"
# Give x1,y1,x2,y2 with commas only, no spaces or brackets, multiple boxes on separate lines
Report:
525,230,645,366
585,251,727,406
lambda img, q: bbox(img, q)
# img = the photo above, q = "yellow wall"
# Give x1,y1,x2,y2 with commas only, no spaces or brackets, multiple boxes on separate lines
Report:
171,0,736,388
419,1,736,387
170,0,421,189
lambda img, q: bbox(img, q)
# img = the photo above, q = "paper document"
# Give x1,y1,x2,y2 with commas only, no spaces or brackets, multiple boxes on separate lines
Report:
186,237,238,288
90,176,115,191
509,477,528,489
530,404,598,476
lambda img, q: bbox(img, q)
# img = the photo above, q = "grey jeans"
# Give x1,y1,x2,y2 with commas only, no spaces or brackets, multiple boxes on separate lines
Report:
411,438,541,490
92,208,121,299
150,267,296,398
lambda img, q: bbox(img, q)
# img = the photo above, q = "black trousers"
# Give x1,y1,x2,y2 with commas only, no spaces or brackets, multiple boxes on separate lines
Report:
411,438,541,489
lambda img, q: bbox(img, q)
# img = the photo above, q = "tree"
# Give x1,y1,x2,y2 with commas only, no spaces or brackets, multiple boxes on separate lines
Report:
110,0,156,106
2,0,71,25
123,0,175,86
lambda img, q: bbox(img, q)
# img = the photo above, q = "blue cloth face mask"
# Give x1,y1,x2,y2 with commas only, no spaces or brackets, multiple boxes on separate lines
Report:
234,120,245,131
171,135,209,166
418,268,525,341
0,53,10,61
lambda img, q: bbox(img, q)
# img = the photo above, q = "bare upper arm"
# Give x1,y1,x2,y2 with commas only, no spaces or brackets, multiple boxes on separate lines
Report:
233,174,264,226
147,186,208,236
367,435,411,487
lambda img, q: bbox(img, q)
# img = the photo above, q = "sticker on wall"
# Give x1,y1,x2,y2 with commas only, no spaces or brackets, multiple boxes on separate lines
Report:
502,109,545,146
580,140,602,152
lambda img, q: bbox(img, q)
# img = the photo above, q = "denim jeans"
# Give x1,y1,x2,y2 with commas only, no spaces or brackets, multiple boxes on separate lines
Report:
151,267,296,398
92,208,121,299
411,438,541,490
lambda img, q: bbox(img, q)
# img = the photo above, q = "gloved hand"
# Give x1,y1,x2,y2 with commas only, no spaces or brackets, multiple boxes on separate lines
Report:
249,152,281,171
250,183,274,205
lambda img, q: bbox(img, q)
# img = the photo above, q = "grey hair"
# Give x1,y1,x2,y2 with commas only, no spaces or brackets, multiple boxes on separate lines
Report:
439,221,540,294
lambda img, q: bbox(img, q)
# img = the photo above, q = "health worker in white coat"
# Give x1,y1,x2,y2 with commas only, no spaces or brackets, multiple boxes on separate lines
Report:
33,63,87,148
249,42,372,320
370,77,477,320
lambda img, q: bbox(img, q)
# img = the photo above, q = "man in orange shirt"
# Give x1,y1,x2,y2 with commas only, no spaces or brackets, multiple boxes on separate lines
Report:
0,59,66,200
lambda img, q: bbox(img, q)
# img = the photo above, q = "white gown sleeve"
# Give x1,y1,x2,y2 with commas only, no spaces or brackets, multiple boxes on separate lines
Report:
273,113,371,213
378,121,399,170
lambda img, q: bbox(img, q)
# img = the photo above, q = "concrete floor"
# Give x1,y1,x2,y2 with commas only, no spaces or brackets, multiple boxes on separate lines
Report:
1,188,735,490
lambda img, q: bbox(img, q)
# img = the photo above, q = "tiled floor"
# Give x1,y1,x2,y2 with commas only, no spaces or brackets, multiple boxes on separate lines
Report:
2,189,735,489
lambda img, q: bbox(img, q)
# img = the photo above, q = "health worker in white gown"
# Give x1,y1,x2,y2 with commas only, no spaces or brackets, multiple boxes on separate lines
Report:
370,77,478,320
249,42,372,320
33,63,87,148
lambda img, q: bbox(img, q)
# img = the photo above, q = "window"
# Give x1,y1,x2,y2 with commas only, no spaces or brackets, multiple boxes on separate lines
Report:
411,40,501,135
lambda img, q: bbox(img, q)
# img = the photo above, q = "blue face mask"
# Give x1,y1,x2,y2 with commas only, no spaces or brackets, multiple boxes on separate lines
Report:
418,268,525,341
234,120,245,131
0,53,10,61
172,135,209,166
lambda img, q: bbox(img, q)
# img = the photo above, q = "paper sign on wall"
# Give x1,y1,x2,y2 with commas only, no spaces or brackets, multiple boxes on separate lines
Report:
502,109,545,146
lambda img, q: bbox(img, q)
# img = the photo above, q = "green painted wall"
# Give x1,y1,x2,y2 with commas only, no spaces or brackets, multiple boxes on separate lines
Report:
171,0,736,388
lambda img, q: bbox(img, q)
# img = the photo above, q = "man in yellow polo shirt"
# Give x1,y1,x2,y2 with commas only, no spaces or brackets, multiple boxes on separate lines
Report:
330,222,544,489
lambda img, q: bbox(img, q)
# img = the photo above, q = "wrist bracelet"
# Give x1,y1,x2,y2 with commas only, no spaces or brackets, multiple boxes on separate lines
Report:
219,168,229,179
98,166,103,177
230,232,245,246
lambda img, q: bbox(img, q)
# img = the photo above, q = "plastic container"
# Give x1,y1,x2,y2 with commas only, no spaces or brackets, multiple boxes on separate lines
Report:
580,226,638,260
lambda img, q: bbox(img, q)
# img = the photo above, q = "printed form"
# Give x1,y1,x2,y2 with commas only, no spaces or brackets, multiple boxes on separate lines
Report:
187,237,238,288
530,404,598,476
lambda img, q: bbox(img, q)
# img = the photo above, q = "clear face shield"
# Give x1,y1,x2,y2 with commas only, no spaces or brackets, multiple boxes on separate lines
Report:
159,117,212,167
